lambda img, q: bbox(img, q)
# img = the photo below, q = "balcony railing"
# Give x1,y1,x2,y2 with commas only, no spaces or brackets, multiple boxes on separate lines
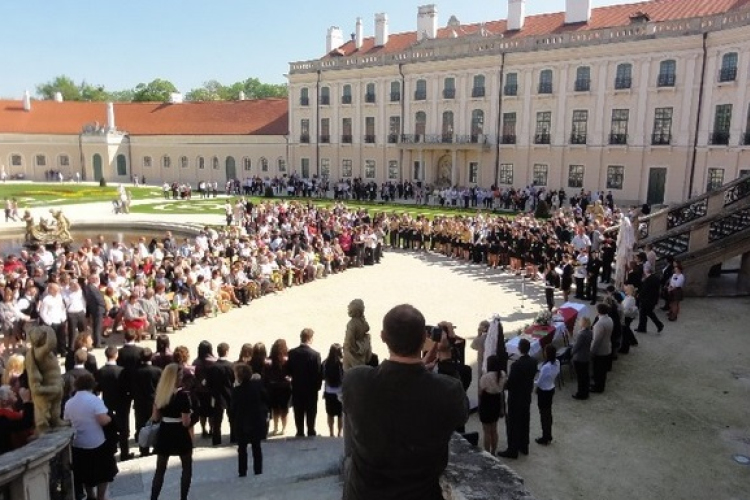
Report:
319,95,330,105
742,132,750,146
341,134,353,144
300,97,309,106
390,92,401,102
614,77,632,90
300,134,310,144
387,134,399,144
709,132,730,146
443,88,455,99
535,133,551,145
504,84,518,96
364,135,376,144
472,87,486,98
414,90,427,101
441,134,454,143
319,135,330,144
538,82,553,94
401,134,423,143
341,94,352,104
651,133,672,145
501,134,517,145
364,93,376,103
574,79,591,92
719,67,738,82
657,74,676,87
570,133,587,145
609,133,628,145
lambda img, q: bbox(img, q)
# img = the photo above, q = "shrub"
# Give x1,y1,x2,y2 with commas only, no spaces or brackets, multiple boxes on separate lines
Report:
535,199,550,219
99,177,107,187
264,186,274,198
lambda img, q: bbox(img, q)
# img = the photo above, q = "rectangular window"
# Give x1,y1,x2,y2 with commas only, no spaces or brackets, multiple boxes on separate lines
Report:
300,88,309,106
658,60,677,87
575,67,591,92
539,70,553,94
342,159,353,178
388,116,400,143
143,156,152,168
59,155,70,167
300,119,310,143
568,165,584,188
472,75,486,98
498,163,513,185
443,77,455,99
415,80,427,101
278,158,286,173
364,160,376,179
607,165,624,190
181,156,189,169
468,162,479,184
571,110,588,144
388,160,399,180
365,83,376,104
413,161,422,180
390,81,401,102
720,53,738,82
711,104,732,145
707,168,725,191
320,158,331,179
301,158,310,178
342,118,352,144
198,157,205,169
35,154,46,167
11,155,22,166
342,85,352,105
504,73,518,96
364,117,375,143
320,118,330,143
739,169,750,178
610,109,630,145
535,111,552,144
502,112,517,144
162,156,171,168
652,107,673,145
533,164,548,186
615,64,633,90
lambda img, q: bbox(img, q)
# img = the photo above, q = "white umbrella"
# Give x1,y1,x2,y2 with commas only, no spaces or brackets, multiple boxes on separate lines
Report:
614,215,636,289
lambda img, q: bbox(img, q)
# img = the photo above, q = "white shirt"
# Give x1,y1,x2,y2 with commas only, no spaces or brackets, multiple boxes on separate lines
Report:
536,360,560,391
64,391,108,449
64,288,86,314
39,293,67,325
670,273,685,288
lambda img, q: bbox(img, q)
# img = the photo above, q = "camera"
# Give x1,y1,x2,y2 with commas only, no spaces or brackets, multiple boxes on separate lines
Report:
426,325,443,342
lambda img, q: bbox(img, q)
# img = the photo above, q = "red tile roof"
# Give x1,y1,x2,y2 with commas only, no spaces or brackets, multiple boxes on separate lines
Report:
0,99,289,136
324,0,750,58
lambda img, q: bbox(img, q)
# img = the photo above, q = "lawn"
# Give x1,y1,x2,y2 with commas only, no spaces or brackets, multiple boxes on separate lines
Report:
129,195,516,220
0,183,162,207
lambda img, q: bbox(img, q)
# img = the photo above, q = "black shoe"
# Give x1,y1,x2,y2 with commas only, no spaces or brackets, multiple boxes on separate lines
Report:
572,394,588,400
520,447,529,455
238,472,247,478
295,433,305,438
590,388,604,394
308,431,317,437
634,329,647,333
120,453,135,462
535,437,551,445
201,431,210,438
657,324,664,333
497,450,518,459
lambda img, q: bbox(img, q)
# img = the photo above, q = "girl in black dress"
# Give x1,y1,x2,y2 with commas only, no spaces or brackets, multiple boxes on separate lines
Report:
192,340,216,438
150,364,193,500
322,344,344,437
265,339,291,436
478,355,507,455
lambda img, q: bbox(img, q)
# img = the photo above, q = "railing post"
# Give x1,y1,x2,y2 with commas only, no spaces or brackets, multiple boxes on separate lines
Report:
648,211,668,236
689,224,710,252
706,190,726,215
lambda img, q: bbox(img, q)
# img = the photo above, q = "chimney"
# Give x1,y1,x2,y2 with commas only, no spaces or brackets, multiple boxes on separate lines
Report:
417,4,438,41
565,0,592,24
22,90,31,112
326,26,344,53
355,17,363,49
238,91,246,101
53,92,64,103
106,102,116,131
375,13,389,47
169,92,184,104
507,0,526,31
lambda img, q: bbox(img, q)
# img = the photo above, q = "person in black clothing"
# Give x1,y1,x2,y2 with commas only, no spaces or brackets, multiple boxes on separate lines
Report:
635,264,664,334
498,338,537,459
543,262,560,311
586,250,602,305
64,332,98,374
0,386,35,454
62,349,91,413
96,347,128,460
230,363,269,477
286,328,322,437
206,342,235,445
84,274,107,348
561,255,574,303
600,238,615,284
117,330,144,461
659,255,676,311
133,348,163,456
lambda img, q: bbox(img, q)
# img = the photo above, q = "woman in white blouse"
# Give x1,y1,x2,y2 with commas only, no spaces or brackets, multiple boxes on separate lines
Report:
535,345,560,446
667,262,685,321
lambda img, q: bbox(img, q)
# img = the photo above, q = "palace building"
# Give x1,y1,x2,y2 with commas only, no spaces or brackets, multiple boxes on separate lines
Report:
2,0,750,205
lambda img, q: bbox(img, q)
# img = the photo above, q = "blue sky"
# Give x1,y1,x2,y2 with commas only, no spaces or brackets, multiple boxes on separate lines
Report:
0,0,634,99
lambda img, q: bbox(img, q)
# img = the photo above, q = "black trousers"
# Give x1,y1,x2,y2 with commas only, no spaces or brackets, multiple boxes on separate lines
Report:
586,275,599,303
116,399,132,458
545,288,555,311
66,311,87,350
574,278,585,298
619,318,638,353
211,405,228,445
134,402,152,454
47,322,67,356
237,438,262,476
537,388,555,441
574,361,590,398
637,304,663,332
505,396,531,454
89,311,104,347
592,355,609,392
292,396,317,437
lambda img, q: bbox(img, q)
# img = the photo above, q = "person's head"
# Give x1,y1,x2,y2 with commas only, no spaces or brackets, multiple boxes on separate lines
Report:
517,338,531,356
478,320,490,334
270,339,288,364
251,342,267,363
673,262,683,274
197,340,213,360
579,317,592,330
73,332,93,351
0,385,16,408
544,344,557,364
597,303,610,316
74,373,96,393
140,347,154,363
486,354,502,374
73,348,88,366
381,304,426,358
326,343,343,363
300,328,314,345
235,362,253,384
172,346,190,366
624,284,635,297
238,343,254,362
154,364,183,409
217,342,229,358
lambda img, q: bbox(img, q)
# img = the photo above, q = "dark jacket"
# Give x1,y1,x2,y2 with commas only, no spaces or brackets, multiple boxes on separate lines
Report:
505,355,537,405
62,367,89,405
117,343,145,398
229,378,269,442
133,364,162,409
639,273,661,307
0,403,35,454
84,283,106,317
96,363,126,410
64,351,97,375
571,328,593,363
206,359,235,409
286,344,322,402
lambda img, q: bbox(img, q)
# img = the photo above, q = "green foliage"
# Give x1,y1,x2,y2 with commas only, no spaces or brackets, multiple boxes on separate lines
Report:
36,75,81,101
186,77,288,101
535,200,550,219
132,78,179,102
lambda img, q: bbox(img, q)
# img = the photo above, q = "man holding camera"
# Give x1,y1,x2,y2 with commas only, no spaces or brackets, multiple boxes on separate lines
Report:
342,304,467,500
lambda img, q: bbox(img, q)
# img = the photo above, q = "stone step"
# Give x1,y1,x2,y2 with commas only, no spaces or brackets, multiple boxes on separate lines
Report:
110,437,344,500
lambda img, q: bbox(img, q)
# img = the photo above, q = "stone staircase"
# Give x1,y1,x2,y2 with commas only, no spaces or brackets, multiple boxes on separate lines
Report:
633,175,750,295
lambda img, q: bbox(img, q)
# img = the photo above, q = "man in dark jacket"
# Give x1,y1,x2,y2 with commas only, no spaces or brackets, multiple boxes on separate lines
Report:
84,274,107,348
62,349,90,414
635,264,665,334
498,339,537,459
230,363,269,477
96,347,129,460
206,342,235,445
133,348,162,456
286,328,323,437
117,330,144,460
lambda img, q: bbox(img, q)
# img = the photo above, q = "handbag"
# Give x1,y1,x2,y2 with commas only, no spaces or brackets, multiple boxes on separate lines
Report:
138,420,160,448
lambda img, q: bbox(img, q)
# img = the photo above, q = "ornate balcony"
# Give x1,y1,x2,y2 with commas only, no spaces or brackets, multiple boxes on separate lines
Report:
538,82,553,94
319,95,330,105
341,95,352,104
443,88,456,99
319,135,330,144
390,92,401,102
609,133,628,145
300,134,310,144
570,133,587,145
414,90,427,101
709,132,730,146
504,84,518,96
651,133,672,146
341,134,353,144
534,133,551,145
364,135,376,144
501,134,517,145
364,93,376,104
614,77,632,90
574,79,591,92
471,87,486,98
657,74,676,87
719,67,737,82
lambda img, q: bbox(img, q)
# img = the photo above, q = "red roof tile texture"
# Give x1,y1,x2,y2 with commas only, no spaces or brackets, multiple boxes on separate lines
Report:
0,99,289,136
324,0,750,58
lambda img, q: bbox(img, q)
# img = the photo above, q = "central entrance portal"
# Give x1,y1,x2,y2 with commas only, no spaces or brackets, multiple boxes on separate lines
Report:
436,155,452,187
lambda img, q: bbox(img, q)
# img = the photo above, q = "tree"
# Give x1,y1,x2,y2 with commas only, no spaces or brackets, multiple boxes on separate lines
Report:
107,89,135,102
36,75,81,101
132,78,179,102
186,80,224,101
79,81,110,102
238,77,287,99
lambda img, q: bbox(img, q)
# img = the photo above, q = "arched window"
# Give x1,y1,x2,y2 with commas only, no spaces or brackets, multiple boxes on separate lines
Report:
278,158,286,172
212,156,220,169
720,52,739,82
243,157,251,171
472,75,485,97
471,110,484,141
197,156,205,169
415,79,427,100
34,154,47,167
539,69,553,94
320,86,330,105
162,155,171,168
415,111,426,139
10,154,23,167
143,156,152,168
441,111,454,142
58,154,70,167
180,156,188,168
260,157,269,172
116,154,127,176
658,60,676,87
